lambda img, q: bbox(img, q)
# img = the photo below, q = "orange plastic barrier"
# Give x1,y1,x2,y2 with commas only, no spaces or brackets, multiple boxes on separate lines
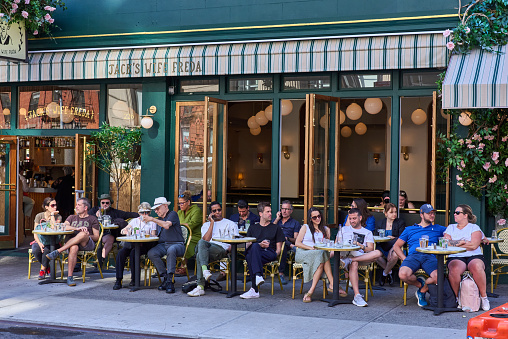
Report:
467,303,508,338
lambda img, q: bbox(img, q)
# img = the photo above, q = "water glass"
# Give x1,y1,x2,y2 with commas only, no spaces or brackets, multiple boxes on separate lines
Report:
419,237,426,248
422,235,429,247
378,229,385,238
442,239,448,249
492,230,498,239
438,237,445,247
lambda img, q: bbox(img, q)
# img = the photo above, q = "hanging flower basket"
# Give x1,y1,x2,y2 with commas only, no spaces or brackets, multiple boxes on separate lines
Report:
0,0,66,37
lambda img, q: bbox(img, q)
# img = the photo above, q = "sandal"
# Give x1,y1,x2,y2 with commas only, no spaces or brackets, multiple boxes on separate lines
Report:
303,292,313,303
327,287,347,297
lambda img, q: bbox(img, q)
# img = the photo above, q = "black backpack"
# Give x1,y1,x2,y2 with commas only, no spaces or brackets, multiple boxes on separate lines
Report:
181,276,223,293
427,278,458,308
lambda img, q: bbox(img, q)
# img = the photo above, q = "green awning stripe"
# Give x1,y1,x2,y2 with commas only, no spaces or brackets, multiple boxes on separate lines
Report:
267,42,273,74
116,50,123,78
128,49,135,78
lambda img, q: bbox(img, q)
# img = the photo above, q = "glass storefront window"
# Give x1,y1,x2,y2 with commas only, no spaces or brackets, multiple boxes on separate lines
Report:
107,84,142,127
179,79,219,93
0,87,11,129
282,75,330,91
340,73,391,89
18,85,100,129
402,71,441,88
229,77,273,92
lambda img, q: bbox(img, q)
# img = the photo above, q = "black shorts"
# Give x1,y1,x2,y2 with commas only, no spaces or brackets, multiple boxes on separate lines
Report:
447,254,484,266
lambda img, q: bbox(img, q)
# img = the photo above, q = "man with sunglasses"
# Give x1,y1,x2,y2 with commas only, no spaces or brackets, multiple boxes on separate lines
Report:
187,201,238,297
393,204,446,307
145,197,185,294
90,194,140,268
273,200,300,285
241,202,285,299
113,202,157,290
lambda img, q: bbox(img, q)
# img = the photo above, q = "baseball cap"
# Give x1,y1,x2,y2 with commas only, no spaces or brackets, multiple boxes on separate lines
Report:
420,204,436,214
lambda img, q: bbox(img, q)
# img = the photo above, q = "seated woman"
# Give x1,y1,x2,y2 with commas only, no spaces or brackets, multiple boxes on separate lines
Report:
399,190,416,213
344,198,376,232
444,204,490,311
32,197,63,279
374,203,406,286
113,202,157,290
295,207,344,302
176,190,203,276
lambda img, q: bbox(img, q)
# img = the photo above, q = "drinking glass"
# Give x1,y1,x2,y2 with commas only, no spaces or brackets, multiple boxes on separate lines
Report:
442,238,448,249
422,235,429,248
378,229,385,238
438,237,445,247
492,230,498,240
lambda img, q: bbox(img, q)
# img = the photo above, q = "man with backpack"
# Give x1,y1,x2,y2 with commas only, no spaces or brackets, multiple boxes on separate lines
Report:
393,204,446,307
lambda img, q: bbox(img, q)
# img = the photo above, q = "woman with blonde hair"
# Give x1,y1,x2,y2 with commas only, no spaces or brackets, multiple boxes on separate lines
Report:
444,204,489,311
176,190,203,275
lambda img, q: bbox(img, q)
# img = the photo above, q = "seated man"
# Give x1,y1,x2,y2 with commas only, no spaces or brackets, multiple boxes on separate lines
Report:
145,197,185,294
337,208,382,307
46,198,100,287
273,200,300,285
393,204,446,307
187,201,238,297
241,202,285,299
89,193,140,267
113,202,157,290
229,199,260,227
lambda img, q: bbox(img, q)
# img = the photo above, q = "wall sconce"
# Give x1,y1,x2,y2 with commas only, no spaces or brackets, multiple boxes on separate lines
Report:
140,105,157,129
373,153,380,164
401,146,410,161
237,172,244,185
281,145,290,159
338,173,344,182
257,153,263,163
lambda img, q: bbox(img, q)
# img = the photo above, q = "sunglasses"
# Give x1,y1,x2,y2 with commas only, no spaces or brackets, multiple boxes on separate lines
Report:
311,215,321,220
178,194,186,198
212,208,222,213
140,211,150,214
454,211,464,215
400,191,407,197
49,203,57,207
101,201,110,205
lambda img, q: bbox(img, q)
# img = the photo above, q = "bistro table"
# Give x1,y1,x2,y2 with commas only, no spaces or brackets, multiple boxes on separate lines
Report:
116,235,159,292
487,237,505,297
33,229,74,285
212,237,256,298
416,246,466,315
102,224,119,230
314,243,361,307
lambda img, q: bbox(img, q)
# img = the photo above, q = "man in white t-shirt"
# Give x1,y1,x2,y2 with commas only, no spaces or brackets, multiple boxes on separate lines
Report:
188,201,238,297
337,208,382,307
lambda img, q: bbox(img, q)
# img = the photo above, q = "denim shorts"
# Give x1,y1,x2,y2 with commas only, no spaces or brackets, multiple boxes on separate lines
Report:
401,252,437,275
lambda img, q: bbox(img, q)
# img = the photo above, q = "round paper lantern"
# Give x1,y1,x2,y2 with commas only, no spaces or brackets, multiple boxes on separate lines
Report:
411,108,427,125
264,105,273,121
247,116,260,129
3,108,10,116
339,110,346,124
459,111,472,126
388,117,403,126
111,100,129,118
341,126,352,138
280,100,293,116
61,107,74,123
250,127,261,136
46,102,60,119
364,98,383,114
346,103,362,120
19,108,26,116
319,115,328,128
355,122,367,135
141,116,154,129
255,110,269,126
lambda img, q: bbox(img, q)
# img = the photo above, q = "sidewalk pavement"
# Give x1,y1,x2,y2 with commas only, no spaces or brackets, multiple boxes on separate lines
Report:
1,254,506,339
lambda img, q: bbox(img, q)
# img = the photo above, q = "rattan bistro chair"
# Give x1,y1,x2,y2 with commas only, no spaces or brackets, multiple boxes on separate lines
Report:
28,248,62,279
243,242,285,295
291,262,332,299
491,228,508,293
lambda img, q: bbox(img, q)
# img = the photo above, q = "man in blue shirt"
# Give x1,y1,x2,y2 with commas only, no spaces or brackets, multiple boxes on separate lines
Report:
393,204,446,307
229,200,260,226
273,200,300,285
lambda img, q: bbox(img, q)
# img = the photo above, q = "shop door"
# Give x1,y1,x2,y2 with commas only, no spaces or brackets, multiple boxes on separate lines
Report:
74,134,97,206
303,94,340,225
0,136,20,248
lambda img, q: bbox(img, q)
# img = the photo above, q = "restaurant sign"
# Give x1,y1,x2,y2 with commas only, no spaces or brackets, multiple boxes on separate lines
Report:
0,20,27,63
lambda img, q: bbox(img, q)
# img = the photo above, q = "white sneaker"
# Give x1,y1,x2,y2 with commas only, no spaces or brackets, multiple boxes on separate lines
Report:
481,296,490,311
187,286,205,297
353,294,368,307
255,275,265,287
240,287,260,299
341,257,352,271
203,270,212,282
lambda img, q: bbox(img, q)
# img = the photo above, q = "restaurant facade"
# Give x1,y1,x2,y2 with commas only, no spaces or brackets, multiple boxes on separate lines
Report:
0,0,475,249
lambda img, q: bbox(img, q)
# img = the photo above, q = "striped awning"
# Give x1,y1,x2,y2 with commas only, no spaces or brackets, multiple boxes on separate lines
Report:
0,33,448,82
442,45,508,109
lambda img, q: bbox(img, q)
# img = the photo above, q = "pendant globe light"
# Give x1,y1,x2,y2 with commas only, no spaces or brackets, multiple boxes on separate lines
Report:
411,108,427,125
319,114,328,128
46,102,60,119
2,108,10,115
247,116,260,129
255,110,268,126
280,100,293,116
355,122,367,135
264,105,273,121
364,98,383,114
346,102,362,120
339,110,346,124
459,111,473,126
341,126,352,138
61,107,74,123
250,127,261,135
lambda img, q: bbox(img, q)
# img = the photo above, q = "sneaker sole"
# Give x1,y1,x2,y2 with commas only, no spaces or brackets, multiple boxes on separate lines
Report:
415,291,427,307
352,300,368,307
68,283,76,287
240,295,259,299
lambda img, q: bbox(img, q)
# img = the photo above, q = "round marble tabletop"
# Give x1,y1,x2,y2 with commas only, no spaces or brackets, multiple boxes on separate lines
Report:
212,237,256,244
116,236,159,243
373,236,392,243
486,237,505,244
314,244,361,251
416,246,466,255
33,229,74,235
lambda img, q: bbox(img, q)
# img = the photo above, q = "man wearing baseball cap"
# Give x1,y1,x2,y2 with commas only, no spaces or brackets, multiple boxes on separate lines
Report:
392,204,446,307
145,197,185,294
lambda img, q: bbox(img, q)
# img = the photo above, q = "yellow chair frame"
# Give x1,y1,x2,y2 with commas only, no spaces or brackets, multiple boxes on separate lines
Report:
243,242,285,295
491,228,508,293
291,262,331,299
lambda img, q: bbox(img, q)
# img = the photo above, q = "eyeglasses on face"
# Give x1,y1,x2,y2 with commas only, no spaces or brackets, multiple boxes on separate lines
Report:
212,208,222,213
281,208,292,211
49,204,57,207
454,211,464,215
311,215,321,220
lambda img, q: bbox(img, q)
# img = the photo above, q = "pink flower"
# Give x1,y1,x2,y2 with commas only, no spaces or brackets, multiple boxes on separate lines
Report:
21,10,28,18
458,182,464,187
485,135,495,141
25,0,30,4
443,29,452,37
14,0,20,3
447,147,452,152
478,143,485,149
0,13,4,17
446,41,455,50
12,3,18,9
456,166,462,171
44,13,51,21
461,160,466,168
11,7,17,13
468,144,475,149
493,125,498,131
458,139,464,145
483,162,491,171
456,175,462,181
489,175,497,183
505,184,508,190
499,219,507,226
33,30,38,35
464,27,471,34
48,18,54,23
505,158,508,167
502,136,508,142
44,5,51,10
472,134,481,141
466,139,472,144
493,152,500,161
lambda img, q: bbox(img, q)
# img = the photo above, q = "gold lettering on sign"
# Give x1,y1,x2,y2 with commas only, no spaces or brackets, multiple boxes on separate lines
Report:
107,60,202,76
25,106,95,121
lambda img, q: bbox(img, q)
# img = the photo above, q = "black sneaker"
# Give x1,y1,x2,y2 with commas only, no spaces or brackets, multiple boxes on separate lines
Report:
378,275,385,286
387,273,394,286
113,280,122,290
166,281,175,294
158,276,168,291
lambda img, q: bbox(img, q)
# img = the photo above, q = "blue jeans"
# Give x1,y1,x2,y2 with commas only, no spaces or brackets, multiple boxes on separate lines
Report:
147,242,185,276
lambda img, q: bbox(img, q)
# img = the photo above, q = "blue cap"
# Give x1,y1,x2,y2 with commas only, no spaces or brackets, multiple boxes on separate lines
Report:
420,204,436,214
